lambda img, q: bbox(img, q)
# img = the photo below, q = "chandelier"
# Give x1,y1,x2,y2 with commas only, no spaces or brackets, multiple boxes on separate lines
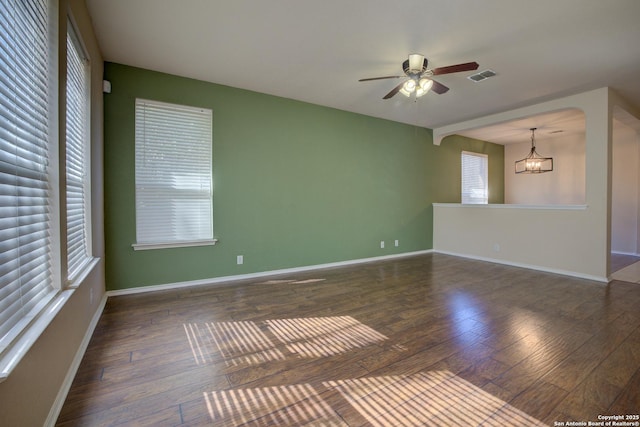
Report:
515,128,553,174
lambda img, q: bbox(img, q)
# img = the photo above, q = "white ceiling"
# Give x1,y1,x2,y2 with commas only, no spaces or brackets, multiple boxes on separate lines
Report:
86,0,640,140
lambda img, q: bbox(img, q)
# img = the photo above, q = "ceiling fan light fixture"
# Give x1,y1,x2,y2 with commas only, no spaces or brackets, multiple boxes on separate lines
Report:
400,79,417,97
415,78,433,97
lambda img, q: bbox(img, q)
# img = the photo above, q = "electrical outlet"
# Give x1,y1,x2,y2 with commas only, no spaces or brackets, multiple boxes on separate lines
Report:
237,255,244,265
89,288,94,304
493,243,501,252
380,241,385,249
394,240,399,247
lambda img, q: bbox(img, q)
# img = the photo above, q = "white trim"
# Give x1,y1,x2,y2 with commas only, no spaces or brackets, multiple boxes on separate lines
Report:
433,203,588,210
106,250,433,296
44,293,107,427
435,250,609,283
65,16,93,280
132,238,218,251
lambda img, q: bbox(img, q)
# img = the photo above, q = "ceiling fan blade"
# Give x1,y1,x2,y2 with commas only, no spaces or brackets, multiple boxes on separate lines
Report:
431,79,449,94
359,76,402,82
383,81,406,99
431,61,479,75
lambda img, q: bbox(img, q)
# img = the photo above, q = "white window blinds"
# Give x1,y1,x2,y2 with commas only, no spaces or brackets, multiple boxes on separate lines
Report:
134,99,213,248
461,151,488,204
66,22,91,279
0,0,56,354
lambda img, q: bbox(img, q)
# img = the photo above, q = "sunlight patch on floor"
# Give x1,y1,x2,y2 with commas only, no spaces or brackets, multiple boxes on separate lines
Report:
184,316,386,365
266,316,388,357
323,371,547,426
203,371,546,426
183,321,285,366
204,383,344,426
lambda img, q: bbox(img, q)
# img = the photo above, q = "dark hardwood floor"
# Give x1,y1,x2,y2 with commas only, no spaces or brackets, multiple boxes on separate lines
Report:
56,253,640,426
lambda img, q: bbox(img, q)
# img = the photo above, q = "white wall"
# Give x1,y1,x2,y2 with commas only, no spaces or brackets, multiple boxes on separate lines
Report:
611,119,639,255
505,133,585,205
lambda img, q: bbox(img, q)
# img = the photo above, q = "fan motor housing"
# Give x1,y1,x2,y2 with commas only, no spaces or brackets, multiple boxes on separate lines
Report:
403,58,428,76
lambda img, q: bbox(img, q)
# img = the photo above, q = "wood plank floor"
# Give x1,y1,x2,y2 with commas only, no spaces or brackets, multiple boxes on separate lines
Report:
56,253,640,426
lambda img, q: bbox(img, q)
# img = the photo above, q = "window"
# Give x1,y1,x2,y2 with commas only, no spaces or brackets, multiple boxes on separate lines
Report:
66,20,92,280
0,0,57,361
134,99,214,250
461,151,488,204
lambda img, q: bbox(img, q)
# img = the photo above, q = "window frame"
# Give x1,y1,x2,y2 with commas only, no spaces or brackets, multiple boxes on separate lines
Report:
0,0,62,381
65,17,93,283
461,151,489,204
133,98,216,251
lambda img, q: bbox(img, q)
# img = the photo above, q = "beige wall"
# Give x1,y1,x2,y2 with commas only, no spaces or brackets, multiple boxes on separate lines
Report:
0,1,105,426
434,203,595,278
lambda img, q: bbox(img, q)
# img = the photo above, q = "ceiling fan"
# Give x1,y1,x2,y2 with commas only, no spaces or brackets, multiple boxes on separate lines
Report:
359,53,479,99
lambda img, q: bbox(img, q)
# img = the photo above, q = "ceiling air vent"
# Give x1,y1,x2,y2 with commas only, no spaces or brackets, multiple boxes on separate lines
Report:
468,69,497,82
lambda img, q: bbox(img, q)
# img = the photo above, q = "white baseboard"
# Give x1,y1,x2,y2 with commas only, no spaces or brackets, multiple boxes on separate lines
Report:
106,250,433,297
435,250,609,283
45,294,108,427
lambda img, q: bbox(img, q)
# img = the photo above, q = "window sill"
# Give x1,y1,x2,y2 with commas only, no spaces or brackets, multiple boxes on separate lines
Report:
433,203,588,210
0,258,101,383
132,238,219,251
67,257,101,288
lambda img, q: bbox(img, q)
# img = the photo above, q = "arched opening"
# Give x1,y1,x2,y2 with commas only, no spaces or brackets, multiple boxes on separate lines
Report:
456,108,586,206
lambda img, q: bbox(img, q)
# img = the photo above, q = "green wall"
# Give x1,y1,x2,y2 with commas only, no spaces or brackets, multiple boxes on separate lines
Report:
436,134,505,204
104,62,504,290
